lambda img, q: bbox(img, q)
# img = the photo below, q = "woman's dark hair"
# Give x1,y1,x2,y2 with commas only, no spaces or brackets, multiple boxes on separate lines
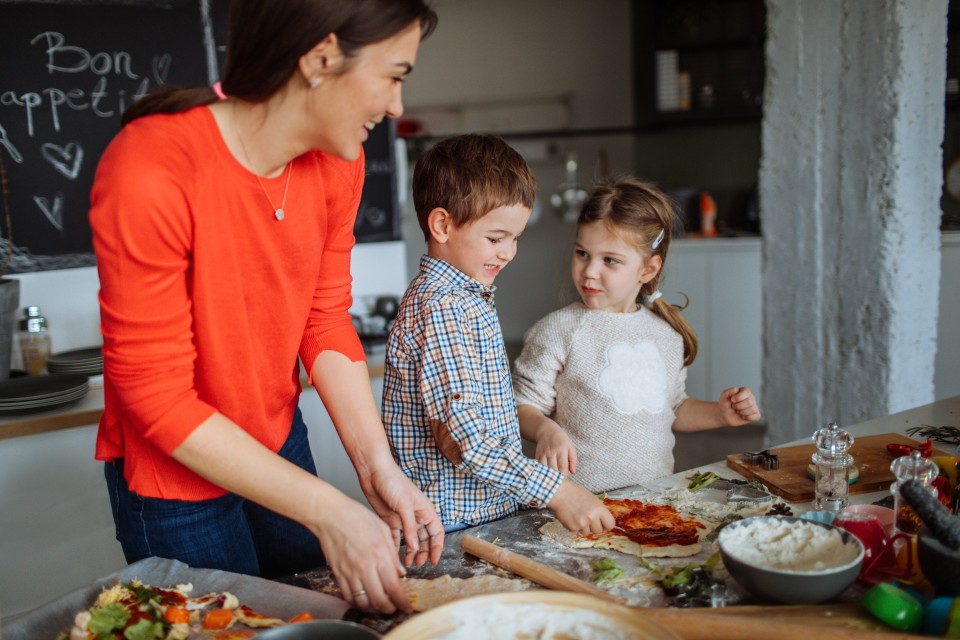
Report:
122,0,437,125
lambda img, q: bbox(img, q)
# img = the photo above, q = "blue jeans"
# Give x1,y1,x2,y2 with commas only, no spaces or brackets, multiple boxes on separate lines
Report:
104,408,326,579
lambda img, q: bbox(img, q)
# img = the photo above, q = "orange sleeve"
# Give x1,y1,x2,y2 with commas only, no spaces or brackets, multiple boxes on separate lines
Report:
91,120,217,455
299,148,367,381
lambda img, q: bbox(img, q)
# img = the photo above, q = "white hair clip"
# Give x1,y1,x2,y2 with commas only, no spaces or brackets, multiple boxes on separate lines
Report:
651,228,665,250
643,290,663,307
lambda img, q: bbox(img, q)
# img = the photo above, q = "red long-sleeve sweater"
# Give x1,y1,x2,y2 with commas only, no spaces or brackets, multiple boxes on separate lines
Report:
90,106,366,500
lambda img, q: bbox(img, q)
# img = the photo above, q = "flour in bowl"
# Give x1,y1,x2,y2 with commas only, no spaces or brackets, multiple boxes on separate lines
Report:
720,518,859,571
434,603,635,639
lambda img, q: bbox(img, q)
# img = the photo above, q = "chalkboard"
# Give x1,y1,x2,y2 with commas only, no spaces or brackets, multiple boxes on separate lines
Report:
356,120,402,243
0,0,401,274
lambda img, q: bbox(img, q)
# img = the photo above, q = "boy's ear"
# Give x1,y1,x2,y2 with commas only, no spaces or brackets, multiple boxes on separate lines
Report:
639,255,663,284
427,207,453,243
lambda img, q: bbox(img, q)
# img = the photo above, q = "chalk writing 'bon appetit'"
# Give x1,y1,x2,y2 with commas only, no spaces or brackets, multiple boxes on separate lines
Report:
1,32,172,138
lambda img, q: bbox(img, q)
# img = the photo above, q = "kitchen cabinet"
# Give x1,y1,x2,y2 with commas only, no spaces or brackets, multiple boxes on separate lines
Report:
665,238,763,410
666,233,960,412
0,422,126,619
633,0,765,128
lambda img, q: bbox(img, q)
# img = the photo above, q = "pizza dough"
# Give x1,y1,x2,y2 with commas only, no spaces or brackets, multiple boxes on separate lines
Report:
402,575,532,612
539,519,703,558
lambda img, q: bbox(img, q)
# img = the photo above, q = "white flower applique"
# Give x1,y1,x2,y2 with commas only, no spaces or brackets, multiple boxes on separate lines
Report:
596,342,668,414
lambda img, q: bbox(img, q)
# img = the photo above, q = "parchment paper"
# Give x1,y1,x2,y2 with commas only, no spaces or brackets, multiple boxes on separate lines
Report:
2,556,350,640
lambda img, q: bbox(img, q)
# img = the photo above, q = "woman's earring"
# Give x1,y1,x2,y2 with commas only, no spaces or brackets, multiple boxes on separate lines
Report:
309,77,320,89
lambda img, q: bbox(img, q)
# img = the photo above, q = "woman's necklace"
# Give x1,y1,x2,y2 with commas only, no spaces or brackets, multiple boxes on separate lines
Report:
233,104,292,221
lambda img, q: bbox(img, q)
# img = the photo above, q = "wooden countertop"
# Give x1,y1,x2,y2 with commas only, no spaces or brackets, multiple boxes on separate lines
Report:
0,359,386,442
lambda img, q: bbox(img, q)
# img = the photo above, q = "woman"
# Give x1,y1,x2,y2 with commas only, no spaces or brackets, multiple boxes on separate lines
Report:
90,0,441,614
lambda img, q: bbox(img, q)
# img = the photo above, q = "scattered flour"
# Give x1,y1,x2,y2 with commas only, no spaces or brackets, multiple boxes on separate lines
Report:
433,603,636,639
719,518,860,571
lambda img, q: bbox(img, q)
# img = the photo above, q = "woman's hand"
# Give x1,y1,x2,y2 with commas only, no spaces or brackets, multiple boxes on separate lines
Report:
534,419,579,476
311,492,412,614
359,461,445,568
547,479,614,534
718,387,761,425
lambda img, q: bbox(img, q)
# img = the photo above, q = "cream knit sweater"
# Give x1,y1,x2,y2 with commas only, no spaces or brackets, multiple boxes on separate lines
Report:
513,303,688,493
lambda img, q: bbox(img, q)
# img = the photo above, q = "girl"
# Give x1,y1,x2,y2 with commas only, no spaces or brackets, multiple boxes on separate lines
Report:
91,0,441,614
514,176,760,493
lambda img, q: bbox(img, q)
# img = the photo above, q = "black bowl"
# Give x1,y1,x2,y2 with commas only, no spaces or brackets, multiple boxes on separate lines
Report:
918,526,960,596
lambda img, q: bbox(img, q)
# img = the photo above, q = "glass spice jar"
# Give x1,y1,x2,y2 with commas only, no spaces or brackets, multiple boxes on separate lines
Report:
811,421,854,512
890,451,940,536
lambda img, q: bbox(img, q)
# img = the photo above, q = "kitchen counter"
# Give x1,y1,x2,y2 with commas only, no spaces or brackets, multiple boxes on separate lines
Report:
287,395,960,634
0,359,385,442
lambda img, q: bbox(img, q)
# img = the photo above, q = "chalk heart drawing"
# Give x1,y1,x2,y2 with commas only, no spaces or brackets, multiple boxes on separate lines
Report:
41,141,83,180
152,54,171,85
33,193,65,233
596,341,667,414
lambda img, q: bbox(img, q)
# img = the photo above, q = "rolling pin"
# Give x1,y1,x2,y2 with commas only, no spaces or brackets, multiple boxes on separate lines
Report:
459,535,621,603
459,535,917,640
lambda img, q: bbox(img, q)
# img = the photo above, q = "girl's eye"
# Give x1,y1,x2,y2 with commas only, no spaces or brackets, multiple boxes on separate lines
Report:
604,257,621,265
575,249,588,258
488,237,501,244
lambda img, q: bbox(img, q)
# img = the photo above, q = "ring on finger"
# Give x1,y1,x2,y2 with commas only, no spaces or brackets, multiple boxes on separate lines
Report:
354,589,367,599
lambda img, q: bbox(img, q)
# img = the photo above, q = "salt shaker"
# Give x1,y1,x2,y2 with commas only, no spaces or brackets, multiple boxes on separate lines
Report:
18,306,51,376
890,451,939,536
811,421,854,512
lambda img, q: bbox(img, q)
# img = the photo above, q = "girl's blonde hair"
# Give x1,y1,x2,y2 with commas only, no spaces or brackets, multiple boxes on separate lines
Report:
577,176,698,366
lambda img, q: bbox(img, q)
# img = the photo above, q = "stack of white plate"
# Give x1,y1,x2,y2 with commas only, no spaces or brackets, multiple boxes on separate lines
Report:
0,374,89,415
46,347,103,376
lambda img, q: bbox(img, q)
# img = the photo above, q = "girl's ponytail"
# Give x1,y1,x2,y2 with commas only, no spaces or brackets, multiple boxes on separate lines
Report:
646,296,698,367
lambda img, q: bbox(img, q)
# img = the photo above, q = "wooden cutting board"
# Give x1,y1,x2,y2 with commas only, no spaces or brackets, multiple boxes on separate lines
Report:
725,432,951,502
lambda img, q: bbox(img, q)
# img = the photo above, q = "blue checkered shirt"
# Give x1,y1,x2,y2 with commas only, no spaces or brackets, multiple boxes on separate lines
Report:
382,255,563,526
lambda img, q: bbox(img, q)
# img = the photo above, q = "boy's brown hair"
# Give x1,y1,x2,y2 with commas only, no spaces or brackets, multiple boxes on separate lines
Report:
412,134,536,241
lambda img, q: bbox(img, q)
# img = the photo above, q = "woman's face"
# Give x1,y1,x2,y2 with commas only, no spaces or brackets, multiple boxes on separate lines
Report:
314,21,422,161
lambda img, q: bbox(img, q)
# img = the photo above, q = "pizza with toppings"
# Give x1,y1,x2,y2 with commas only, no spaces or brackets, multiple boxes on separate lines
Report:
58,580,313,640
540,497,708,558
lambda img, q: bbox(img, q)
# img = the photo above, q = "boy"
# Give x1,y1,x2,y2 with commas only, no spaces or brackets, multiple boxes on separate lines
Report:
381,134,614,533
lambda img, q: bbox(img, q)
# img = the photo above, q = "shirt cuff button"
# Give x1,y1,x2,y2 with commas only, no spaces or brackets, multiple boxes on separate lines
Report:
451,392,462,400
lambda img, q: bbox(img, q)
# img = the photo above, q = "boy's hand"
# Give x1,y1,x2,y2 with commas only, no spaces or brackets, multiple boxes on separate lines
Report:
535,418,579,476
719,387,761,425
547,479,615,534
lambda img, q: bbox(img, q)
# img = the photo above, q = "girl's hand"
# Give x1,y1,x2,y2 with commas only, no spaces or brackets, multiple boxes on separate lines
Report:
719,387,761,425
547,479,615,534
359,462,445,569
311,492,412,614
535,419,579,476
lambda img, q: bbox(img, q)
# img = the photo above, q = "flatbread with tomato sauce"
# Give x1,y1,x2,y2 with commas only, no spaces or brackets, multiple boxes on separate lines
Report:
540,498,708,558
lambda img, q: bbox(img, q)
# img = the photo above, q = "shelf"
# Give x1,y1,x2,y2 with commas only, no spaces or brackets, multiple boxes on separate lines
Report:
634,0,766,128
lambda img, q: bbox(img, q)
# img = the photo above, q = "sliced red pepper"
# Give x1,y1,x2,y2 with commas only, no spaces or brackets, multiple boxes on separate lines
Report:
917,439,934,458
932,475,953,508
887,443,915,457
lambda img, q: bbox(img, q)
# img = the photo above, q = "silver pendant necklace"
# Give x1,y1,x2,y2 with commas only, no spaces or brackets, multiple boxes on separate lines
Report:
233,104,292,221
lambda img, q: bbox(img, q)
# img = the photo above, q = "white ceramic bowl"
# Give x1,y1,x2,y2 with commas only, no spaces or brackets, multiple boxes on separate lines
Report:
717,515,864,604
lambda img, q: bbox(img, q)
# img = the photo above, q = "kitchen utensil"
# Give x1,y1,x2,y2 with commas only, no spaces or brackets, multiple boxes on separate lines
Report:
843,504,896,535
383,591,680,640
459,535,618,602
257,620,380,639
917,527,960,596
717,516,864,604
549,151,588,222
726,433,953,502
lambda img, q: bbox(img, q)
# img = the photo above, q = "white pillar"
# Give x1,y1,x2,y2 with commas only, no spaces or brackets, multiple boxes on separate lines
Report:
761,0,946,442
